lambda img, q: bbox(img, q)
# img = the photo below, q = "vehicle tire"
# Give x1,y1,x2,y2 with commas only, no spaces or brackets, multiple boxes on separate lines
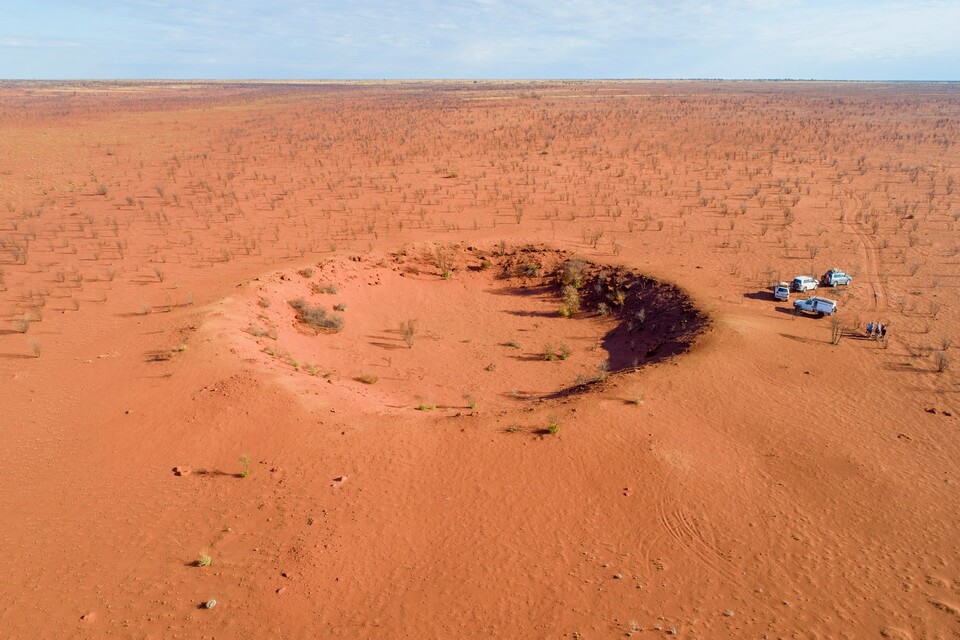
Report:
817,311,824,318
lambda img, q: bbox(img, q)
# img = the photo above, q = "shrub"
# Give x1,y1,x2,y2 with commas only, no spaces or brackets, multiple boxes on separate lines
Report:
542,343,556,361
934,352,950,373
29,339,41,358
559,285,580,317
311,282,338,294
415,397,436,411
434,246,454,279
239,455,251,478
515,261,541,278
559,258,587,288
547,417,560,435
334,303,347,311
400,319,417,348
247,323,277,339
830,316,844,345
13,315,30,333
289,298,344,333
595,360,609,382
298,267,314,278
197,551,212,567
558,343,571,360
355,374,379,384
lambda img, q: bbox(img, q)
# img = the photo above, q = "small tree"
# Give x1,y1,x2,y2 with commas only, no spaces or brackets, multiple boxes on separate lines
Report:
830,316,844,345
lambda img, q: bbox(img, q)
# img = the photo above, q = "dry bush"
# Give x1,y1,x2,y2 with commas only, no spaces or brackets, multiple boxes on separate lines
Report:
830,316,844,345
934,351,950,373
559,285,580,318
289,298,343,333
310,282,338,294
400,319,417,348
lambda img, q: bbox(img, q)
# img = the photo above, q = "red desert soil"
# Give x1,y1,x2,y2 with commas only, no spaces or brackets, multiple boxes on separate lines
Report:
0,81,958,639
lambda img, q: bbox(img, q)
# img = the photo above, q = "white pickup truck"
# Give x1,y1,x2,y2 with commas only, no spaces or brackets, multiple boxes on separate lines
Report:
793,296,837,317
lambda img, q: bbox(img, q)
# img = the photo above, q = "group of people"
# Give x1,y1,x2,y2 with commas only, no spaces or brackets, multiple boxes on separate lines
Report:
865,321,887,341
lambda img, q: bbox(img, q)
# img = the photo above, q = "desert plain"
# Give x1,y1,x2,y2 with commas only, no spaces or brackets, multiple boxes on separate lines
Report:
0,80,958,639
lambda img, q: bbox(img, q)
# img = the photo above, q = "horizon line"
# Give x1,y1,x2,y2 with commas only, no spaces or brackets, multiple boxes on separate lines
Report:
2,77,959,84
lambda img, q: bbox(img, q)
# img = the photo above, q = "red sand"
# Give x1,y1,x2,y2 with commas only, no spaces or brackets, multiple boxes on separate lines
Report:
1,81,958,639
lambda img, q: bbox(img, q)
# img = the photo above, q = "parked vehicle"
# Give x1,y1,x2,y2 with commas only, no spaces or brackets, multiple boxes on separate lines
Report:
773,282,790,301
821,269,852,287
791,276,819,292
793,296,837,317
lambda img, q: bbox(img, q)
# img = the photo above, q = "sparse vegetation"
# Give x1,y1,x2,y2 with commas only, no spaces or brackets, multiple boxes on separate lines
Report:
289,298,344,333
830,316,844,345
547,417,560,435
311,282,338,294
196,551,212,567
14,315,30,333
415,397,437,411
239,455,251,478
400,319,417,348
355,373,379,384
934,352,950,373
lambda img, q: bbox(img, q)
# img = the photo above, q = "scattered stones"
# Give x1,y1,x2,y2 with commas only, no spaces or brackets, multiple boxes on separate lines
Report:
204,599,217,609
723,609,735,617
172,466,192,477
613,573,623,580
331,475,347,487
80,612,97,624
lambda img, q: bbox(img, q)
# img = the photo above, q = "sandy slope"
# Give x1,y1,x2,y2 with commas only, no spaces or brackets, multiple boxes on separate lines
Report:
0,81,958,639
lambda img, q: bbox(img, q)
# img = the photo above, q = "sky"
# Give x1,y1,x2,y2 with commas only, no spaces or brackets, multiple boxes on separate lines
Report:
1,0,958,80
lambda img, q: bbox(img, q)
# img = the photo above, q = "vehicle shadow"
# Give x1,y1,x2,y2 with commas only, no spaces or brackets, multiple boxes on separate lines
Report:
743,291,774,301
774,306,822,319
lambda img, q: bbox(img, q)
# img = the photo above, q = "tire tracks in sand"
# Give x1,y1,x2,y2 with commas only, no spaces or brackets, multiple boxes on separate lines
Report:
843,191,887,312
